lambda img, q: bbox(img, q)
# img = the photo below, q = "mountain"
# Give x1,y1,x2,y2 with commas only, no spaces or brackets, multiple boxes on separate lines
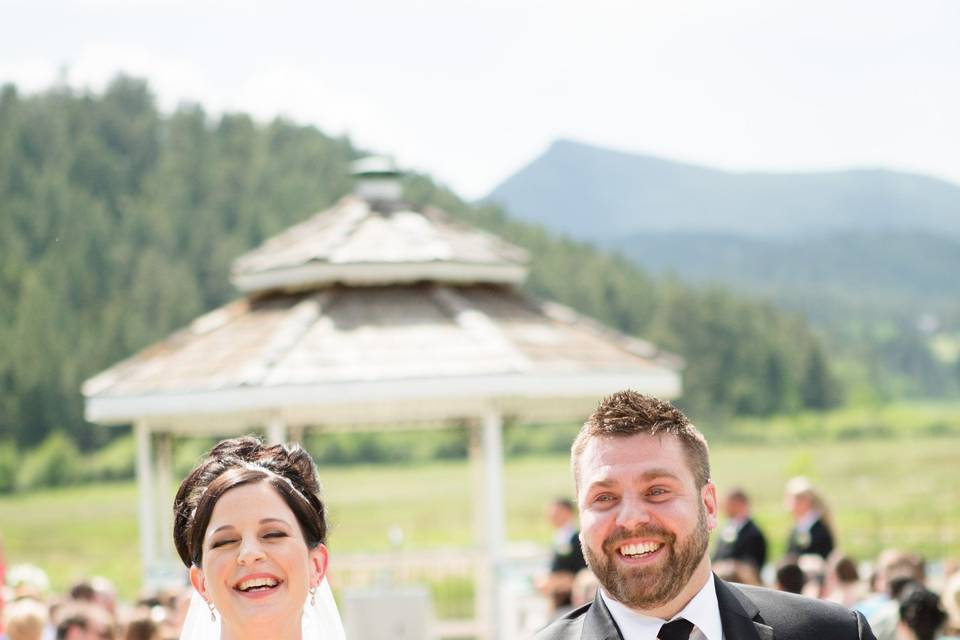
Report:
486,139,960,241
486,139,960,400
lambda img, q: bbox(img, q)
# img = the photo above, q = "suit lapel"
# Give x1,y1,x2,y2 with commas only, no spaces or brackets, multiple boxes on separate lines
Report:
714,576,774,640
580,592,625,640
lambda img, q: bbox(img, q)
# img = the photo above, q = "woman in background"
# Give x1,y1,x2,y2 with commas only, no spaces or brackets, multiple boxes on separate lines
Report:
785,476,835,559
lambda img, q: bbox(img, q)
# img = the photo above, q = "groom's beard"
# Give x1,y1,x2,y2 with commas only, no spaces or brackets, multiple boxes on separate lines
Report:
583,503,709,610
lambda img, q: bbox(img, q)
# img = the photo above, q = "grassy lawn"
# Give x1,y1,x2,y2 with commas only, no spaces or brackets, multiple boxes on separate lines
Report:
2,434,959,600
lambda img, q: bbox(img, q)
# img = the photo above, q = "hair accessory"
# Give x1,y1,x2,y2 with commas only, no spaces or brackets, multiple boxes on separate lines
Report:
207,599,216,621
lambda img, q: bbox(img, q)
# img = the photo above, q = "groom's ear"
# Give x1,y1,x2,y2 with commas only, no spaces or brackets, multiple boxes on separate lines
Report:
309,544,329,587
189,565,208,599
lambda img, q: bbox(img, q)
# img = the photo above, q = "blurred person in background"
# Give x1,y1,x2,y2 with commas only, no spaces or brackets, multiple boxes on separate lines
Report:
54,602,115,640
825,554,866,608
939,571,960,640
570,569,599,609
711,559,763,587
0,537,5,637
785,477,835,560
537,497,587,613
857,550,926,640
896,584,945,640
712,488,768,572
2,597,48,640
775,561,807,594
121,615,159,640
799,553,828,599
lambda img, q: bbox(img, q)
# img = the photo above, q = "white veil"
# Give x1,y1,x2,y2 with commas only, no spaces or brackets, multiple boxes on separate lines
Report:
180,578,345,640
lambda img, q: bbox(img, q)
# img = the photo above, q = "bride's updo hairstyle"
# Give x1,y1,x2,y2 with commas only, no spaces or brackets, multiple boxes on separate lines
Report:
173,436,327,568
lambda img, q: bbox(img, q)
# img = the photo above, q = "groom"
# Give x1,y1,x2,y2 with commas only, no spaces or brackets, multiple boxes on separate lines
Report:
534,390,875,640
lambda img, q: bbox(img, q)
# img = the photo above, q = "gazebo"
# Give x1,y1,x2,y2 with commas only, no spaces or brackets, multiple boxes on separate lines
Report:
83,160,681,639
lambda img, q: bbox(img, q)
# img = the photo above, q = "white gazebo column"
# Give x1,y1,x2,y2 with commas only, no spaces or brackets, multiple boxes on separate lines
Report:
155,432,174,569
134,421,158,582
481,408,507,640
267,415,288,444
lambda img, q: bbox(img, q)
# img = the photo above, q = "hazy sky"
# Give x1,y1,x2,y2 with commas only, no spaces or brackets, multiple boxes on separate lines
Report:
2,0,958,199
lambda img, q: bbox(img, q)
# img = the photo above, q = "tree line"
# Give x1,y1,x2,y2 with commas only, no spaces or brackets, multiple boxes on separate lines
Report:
0,75,839,458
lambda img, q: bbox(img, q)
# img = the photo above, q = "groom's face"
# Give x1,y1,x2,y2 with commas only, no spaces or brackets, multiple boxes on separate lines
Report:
577,433,717,611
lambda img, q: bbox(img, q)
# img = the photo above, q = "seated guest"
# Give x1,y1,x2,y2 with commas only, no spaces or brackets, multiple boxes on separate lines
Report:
712,488,767,571
55,602,115,640
940,571,960,640
896,584,945,640
775,561,807,594
712,559,762,587
3,598,49,640
824,553,865,608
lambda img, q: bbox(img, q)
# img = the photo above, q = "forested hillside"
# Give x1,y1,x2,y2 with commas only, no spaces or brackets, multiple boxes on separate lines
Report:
0,76,837,455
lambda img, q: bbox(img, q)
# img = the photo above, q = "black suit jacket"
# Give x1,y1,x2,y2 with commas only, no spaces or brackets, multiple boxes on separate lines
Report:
713,518,768,570
533,575,876,640
551,529,587,575
786,518,834,559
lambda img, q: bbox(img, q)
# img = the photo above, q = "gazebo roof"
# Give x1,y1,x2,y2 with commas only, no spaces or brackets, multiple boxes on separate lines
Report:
230,195,530,294
83,283,681,429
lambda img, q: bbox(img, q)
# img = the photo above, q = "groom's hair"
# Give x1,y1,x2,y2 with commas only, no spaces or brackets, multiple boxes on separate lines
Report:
571,390,711,490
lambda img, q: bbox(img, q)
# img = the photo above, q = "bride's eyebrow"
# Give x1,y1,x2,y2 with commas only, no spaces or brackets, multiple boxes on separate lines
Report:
260,518,292,526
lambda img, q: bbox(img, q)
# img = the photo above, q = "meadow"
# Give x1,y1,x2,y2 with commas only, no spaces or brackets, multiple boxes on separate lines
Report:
1,432,958,601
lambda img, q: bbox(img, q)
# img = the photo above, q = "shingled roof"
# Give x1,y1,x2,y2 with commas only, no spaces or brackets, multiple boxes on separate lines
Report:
231,196,529,293
84,179,680,429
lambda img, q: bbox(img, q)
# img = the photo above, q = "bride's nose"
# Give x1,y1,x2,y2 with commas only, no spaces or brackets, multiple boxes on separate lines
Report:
237,537,266,564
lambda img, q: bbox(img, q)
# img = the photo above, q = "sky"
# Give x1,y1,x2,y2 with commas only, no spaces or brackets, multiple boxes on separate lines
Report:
1,0,958,199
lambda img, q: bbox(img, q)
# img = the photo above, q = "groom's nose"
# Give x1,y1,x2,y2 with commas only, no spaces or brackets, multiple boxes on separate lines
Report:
615,493,653,529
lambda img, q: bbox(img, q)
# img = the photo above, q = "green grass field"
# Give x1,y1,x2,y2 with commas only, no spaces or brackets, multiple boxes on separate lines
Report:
2,434,959,600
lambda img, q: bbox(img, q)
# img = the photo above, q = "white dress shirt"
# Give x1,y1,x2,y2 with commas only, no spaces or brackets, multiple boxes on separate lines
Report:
600,574,725,640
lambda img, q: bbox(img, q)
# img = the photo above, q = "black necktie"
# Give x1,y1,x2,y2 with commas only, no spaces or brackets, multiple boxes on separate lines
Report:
658,618,694,640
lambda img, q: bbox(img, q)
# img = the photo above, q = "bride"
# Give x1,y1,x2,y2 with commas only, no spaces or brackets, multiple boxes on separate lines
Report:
173,436,345,640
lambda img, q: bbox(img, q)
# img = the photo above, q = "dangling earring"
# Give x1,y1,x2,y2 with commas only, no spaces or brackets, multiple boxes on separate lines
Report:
309,586,317,607
206,599,216,621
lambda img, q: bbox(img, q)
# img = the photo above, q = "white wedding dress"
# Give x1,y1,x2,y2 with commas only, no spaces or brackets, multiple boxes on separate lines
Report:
180,578,345,640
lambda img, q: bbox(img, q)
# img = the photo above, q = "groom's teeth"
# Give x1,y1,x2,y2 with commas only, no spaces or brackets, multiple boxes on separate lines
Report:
620,542,662,557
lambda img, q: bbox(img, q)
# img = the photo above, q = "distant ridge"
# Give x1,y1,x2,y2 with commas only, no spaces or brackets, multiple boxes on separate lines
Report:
486,139,960,241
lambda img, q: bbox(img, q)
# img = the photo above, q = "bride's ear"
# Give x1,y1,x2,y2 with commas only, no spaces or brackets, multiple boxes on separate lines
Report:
309,543,329,586
189,565,208,599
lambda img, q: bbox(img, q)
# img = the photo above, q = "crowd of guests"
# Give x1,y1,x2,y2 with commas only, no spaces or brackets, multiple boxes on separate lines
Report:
539,477,960,640
0,562,191,640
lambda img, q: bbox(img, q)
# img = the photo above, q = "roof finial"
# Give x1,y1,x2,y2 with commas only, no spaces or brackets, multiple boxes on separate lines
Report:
352,155,402,201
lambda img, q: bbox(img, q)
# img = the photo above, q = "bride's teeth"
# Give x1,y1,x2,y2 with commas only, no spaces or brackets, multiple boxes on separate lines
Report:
238,577,279,591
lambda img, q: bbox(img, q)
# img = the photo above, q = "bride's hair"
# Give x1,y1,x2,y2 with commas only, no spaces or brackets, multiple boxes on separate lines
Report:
173,436,327,568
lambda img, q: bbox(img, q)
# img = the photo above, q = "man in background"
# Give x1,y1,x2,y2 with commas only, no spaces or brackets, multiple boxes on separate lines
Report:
712,488,767,572
538,498,588,612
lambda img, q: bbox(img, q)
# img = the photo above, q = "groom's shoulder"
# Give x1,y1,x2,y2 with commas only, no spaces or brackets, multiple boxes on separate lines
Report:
532,601,592,640
727,582,875,638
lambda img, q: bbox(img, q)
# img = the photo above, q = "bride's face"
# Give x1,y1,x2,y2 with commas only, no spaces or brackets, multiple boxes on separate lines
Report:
190,480,328,634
